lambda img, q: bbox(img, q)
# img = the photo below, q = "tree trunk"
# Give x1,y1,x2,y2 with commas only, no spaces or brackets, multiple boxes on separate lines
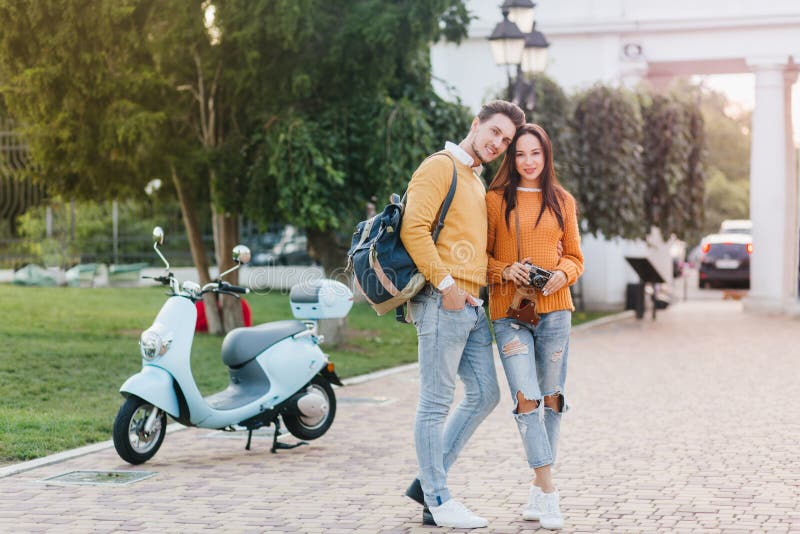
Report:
172,166,223,335
307,228,350,346
317,317,347,348
213,204,244,333
306,227,348,276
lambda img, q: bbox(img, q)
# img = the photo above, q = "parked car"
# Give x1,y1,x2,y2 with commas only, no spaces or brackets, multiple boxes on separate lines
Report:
252,225,313,266
271,235,313,265
719,219,752,235
698,233,752,289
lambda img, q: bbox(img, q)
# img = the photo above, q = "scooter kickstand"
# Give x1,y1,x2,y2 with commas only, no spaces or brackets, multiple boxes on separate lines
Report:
270,418,308,454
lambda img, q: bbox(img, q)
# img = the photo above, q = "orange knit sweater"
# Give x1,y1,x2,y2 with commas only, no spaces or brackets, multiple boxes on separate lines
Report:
486,188,584,321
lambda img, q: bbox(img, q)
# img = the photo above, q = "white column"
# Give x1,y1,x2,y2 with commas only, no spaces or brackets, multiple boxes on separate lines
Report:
786,67,800,315
744,57,796,314
785,68,799,313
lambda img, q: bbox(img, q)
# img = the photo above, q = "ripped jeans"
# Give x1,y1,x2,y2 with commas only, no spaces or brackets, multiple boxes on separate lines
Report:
492,311,571,468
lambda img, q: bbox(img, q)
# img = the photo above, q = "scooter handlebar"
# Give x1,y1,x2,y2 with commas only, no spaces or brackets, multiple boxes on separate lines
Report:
142,274,172,285
218,281,249,294
226,285,249,294
201,281,249,296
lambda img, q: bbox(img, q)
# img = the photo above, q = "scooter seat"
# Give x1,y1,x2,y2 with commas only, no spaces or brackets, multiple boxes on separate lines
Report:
221,320,308,368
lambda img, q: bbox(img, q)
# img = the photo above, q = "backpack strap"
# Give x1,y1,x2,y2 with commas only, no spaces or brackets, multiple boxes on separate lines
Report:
395,303,408,323
395,152,458,323
400,151,458,241
431,154,458,244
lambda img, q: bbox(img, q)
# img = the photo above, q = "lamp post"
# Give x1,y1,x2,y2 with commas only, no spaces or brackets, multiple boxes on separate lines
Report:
488,0,550,110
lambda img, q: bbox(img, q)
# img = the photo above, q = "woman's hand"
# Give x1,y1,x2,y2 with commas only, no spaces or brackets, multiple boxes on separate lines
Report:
502,258,532,286
542,270,567,296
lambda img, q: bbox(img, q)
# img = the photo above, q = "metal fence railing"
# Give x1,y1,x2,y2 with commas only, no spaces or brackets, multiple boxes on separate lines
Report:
0,234,217,270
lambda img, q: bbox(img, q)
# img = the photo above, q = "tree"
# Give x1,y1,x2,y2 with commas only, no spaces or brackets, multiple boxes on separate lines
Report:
683,99,707,245
698,88,750,236
703,169,748,231
640,91,706,242
570,85,646,240
0,0,236,332
0,0,473,332
227,0,473,274
0,1,168,198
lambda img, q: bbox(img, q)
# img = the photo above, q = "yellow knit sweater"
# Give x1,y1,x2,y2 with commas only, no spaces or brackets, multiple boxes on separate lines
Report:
400,151,488,297
486,188,584,320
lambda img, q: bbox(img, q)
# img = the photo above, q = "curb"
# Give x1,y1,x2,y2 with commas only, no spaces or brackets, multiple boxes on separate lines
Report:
340,362,419,386
0,310,631,479
0,423,187,480
571,309,635,333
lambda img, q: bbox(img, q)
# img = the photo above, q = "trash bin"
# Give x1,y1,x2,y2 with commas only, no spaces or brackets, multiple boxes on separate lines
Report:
625,282,645,318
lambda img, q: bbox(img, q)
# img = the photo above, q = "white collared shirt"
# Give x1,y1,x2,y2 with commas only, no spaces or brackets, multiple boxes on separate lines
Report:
444,141,484,177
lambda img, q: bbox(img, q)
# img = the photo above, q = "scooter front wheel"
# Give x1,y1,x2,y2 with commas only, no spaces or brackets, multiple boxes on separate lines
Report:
113,395,167,465
282,375,336,440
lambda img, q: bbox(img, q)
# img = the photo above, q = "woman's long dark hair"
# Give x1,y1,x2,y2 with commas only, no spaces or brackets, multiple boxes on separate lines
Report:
488,123,565,230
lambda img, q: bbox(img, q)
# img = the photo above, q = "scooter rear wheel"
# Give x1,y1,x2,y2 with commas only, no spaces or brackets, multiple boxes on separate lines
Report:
282,375,336,440
113,395,167,465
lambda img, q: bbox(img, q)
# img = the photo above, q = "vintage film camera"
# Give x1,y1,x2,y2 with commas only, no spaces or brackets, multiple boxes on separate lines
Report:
524,262,554,290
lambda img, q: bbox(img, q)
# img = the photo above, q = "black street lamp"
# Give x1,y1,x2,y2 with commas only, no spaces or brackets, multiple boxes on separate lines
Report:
488,0,550,110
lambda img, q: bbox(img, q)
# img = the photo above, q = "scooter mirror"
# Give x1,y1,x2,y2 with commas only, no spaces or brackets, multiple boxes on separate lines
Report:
152,226,165,245
232,245,251,265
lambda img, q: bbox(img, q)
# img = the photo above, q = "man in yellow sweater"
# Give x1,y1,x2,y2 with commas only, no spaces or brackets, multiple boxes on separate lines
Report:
400,100,525,529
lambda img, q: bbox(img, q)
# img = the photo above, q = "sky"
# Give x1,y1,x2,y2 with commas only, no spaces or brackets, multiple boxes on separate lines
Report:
699,73,800,145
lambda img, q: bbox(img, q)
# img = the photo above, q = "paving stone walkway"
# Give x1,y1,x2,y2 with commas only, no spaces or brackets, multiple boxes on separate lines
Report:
0,299,798,533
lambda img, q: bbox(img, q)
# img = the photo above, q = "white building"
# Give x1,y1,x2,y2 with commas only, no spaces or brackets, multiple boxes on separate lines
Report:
432,0,800,314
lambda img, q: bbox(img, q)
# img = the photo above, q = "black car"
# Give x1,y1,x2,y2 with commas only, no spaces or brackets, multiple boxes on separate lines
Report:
698,233,752,289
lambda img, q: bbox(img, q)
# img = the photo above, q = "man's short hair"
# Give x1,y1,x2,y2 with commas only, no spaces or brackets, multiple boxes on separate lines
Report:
477,100,525,129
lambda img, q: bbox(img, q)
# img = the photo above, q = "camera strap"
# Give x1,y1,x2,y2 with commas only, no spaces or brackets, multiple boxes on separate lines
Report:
514,208,522,262
507,208,541,325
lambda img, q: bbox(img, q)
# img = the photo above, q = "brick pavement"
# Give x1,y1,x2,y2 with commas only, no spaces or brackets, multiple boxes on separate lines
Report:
0,299,798,533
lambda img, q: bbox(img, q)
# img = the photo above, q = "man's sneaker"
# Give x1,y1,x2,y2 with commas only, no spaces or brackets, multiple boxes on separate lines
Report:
428,499,488,529
521,484,544,520
422,507,435,526
405,478,424,505
537,490,564,530
405,479,435,525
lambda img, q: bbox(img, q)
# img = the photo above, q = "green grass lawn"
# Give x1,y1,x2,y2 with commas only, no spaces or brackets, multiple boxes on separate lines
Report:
0,284,610,463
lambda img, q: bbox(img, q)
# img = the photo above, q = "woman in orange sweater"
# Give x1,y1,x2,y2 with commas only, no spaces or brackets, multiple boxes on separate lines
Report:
486,123,584,530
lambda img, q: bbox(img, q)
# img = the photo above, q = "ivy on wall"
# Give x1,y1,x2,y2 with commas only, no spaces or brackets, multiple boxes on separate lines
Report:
570,85,647,240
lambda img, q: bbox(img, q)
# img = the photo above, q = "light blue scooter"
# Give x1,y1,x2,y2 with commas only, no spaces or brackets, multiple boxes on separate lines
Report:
113,227,353,465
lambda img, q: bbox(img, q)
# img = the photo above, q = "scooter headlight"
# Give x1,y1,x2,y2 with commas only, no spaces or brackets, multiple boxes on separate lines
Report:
140,329,172,360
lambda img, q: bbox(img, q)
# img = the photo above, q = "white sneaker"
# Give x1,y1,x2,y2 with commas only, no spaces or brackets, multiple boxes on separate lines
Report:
428,499,488,529
537,490,564,530
522,484,543,520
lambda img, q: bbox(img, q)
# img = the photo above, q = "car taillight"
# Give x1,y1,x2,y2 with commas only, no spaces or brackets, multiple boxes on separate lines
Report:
701,243,710,254
746,243,753,254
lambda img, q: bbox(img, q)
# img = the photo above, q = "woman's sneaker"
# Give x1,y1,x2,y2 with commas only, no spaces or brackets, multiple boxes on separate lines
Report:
537,490,564,530
522,484,543,520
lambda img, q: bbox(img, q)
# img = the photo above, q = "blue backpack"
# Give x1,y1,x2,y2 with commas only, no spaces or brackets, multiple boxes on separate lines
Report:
347,153,457,321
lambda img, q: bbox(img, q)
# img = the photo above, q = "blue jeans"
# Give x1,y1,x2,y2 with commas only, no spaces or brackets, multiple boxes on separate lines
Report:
493,311,571,468
408,287,500,507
